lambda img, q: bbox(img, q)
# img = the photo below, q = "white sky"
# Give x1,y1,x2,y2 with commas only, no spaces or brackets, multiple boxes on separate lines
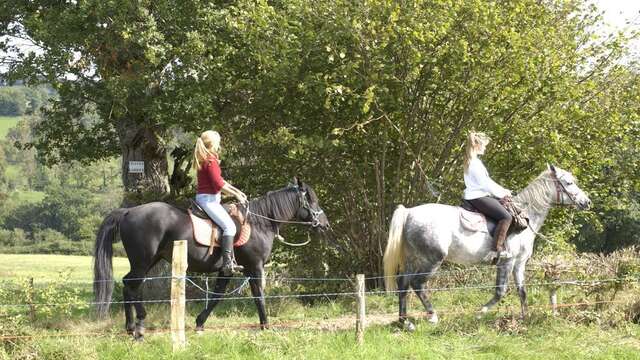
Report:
594,0,640,29
592,0,640,57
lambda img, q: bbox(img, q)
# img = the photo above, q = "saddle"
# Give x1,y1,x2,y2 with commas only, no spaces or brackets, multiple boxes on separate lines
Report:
460,198,528,235
188,200,252,255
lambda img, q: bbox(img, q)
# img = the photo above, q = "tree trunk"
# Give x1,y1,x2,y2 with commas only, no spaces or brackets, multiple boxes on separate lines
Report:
117,121,172,298
117,121,170,206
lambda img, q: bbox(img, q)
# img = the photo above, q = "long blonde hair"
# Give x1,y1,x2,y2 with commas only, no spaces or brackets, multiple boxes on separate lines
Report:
463,131,490,172
193,130,221,170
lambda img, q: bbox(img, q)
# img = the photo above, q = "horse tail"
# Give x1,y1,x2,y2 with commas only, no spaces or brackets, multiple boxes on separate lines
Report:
93,208,128,318
383,205,409,292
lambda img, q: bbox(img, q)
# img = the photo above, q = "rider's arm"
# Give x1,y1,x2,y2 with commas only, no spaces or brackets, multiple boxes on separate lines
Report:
469,159,510,198
221,182,247,204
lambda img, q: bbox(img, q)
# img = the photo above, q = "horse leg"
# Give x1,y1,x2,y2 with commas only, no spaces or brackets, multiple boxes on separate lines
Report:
132,283,147,341
478,259,513,318
397,273,415,331
411,266,441,324
247,268,269,330
195,274,231,332
512,262,528,319
122,272,138,336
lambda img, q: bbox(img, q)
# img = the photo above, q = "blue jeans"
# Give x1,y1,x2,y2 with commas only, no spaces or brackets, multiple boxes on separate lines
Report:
195,193,236,236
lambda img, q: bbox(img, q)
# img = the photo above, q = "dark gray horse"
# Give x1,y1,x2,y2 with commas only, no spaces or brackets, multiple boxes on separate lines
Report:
383,165,591,330
93,178,329,339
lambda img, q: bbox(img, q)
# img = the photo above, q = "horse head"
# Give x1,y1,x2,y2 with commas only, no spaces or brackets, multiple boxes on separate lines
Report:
290,177,330,232
548,164,591,210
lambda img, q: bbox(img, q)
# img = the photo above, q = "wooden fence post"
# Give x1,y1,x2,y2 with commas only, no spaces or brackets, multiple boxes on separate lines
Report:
355,274,365,345
205,277,209,309
28,278,35,322
550,288,558,316
171,240,188,351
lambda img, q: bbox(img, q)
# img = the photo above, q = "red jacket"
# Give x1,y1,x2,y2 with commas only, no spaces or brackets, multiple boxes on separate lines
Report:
197,155,225,194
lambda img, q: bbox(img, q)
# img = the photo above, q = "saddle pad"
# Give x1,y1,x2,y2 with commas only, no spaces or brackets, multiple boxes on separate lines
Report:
459,208,491,234
188,209,251,248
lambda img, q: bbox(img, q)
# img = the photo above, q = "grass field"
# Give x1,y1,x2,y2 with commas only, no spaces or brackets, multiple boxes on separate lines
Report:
0,253,130,281
1,254,639,359
7,188,46,203
0,116,20,139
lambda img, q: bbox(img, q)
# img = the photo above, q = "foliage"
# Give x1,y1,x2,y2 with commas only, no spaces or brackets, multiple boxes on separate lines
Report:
0,112,122,254
211,0,640,275
1,1,639,274
0,85,51,116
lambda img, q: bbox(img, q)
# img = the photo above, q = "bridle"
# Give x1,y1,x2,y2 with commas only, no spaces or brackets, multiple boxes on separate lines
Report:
244,185,325,228
243,185,325,247
297,186,325,228
551,171,578,206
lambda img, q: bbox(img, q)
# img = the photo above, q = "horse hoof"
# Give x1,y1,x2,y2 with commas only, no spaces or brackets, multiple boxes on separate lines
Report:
401,321,416,332
427,312,439,324
476,307,489,319
260,324,270,330
134,326,145,340
126,327,135,336
195,326,204,334
134,335,145,342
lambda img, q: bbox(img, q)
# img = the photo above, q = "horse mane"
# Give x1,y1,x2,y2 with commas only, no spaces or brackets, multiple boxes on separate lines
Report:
246,186,299,227
514,169,555,214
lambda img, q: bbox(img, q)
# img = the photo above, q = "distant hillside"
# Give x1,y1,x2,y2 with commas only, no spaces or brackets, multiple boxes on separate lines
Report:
0,116,20,139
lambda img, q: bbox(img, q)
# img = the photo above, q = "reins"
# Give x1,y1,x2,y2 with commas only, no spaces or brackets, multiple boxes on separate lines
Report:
243,188,324,247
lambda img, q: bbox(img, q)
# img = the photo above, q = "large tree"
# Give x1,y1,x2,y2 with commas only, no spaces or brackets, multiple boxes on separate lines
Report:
1,0,637,277
211,0,640,275
1,0,243,201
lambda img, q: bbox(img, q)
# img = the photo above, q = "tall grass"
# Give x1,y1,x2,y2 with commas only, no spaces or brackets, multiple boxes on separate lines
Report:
1,254,638,359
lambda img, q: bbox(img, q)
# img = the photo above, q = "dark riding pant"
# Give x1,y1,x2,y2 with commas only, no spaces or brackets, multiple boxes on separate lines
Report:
468,196,512,222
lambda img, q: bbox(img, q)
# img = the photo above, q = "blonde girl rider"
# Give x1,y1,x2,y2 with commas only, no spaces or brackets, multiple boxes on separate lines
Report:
463,132,513,261
193,130,247,275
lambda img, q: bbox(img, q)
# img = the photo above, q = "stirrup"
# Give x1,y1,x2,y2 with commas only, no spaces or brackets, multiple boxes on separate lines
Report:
483,251,498,263
498,250,513,260
222,259,244,275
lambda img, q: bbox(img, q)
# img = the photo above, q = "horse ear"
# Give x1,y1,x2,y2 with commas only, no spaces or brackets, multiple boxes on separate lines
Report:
296,177,303,187
549,164,557,173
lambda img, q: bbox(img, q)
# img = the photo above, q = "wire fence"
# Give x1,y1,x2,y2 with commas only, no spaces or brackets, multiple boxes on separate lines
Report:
0,273,637,308
1,261,625,285
1,267,638,342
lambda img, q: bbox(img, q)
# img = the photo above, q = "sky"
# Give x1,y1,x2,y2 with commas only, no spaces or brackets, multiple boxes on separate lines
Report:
593,0,640,55
595,0,640,29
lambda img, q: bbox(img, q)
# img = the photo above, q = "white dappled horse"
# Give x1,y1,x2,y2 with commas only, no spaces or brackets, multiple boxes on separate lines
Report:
383,165,591,330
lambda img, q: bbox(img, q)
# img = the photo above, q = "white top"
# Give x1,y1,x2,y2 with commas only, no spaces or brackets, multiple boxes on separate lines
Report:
463,157,510,200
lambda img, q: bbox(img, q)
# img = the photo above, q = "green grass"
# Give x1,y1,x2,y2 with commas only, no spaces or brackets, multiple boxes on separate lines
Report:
4,164,19,178
4,310,639,359
8,189,46,203
0,253,130,282
1,254,639,359
0,115,20,139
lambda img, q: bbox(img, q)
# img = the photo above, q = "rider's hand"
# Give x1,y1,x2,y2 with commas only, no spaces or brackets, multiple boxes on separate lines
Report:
237,192,248,204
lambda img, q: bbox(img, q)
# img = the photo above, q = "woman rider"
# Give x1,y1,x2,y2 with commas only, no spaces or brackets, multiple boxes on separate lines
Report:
193,130,247,275
463,131,513,261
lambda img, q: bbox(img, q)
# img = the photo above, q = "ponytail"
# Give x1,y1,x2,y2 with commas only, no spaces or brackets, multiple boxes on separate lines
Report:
193,130,221,170
463,131,490,172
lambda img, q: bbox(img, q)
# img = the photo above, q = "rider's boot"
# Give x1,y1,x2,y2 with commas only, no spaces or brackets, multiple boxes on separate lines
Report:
495,218,513,261
221,235,243,276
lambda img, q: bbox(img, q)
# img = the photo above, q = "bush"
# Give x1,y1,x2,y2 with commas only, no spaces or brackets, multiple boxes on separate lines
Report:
0,88,27,116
